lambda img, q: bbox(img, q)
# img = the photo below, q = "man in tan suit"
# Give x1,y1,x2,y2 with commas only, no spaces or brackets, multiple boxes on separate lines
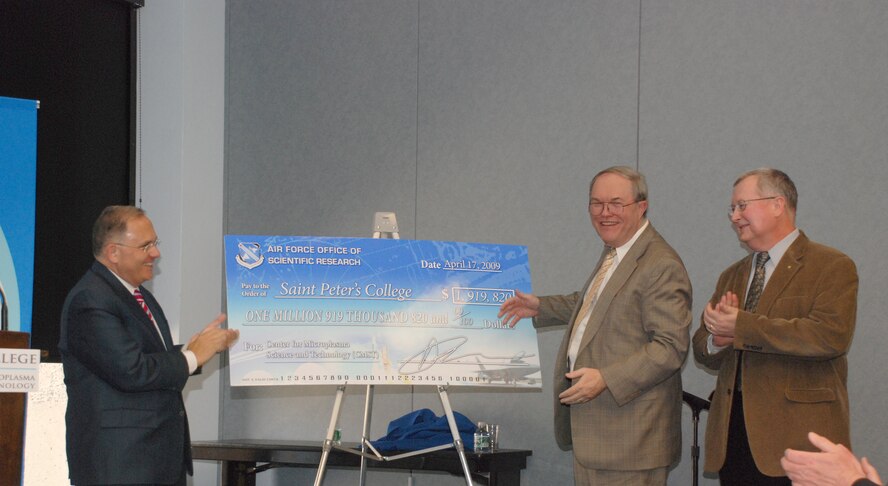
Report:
693,168,858,485
500,166,692,485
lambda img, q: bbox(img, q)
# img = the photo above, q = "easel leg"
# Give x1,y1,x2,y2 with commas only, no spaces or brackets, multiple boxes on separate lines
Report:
437,385,474,486
314,384,347,486
358,384,374,486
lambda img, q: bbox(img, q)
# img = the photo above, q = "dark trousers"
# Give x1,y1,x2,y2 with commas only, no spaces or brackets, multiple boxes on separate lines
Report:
719,390,790,486
79,470,186,486
86,480,185,486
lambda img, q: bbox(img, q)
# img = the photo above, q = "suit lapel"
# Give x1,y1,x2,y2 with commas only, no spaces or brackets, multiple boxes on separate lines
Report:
733,255,754,303
141,287,174,349
755,233,808,314
566,247,612,324
555,247,612,373
576,224,654,352
91,262,168,351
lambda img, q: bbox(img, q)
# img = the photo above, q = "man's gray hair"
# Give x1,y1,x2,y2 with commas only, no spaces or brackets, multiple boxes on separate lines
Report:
590,166,649,203
92,205,146,257
734,168,798,212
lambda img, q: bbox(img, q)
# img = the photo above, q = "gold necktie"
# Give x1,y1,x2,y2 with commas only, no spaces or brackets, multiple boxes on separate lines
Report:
570,247,616,343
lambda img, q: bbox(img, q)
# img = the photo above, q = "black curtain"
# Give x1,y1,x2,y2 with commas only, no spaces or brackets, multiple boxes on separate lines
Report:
0,0,138,359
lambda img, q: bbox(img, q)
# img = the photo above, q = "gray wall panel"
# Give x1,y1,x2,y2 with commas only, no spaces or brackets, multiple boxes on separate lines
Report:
225,0,419,238
225,1,888,484
641,2,888,484
223,2,423,480
414,3,640,484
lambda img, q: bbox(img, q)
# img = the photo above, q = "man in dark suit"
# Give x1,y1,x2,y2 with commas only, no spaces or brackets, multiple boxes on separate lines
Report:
59,205,239,485
499,166,692,485
693,168,858,484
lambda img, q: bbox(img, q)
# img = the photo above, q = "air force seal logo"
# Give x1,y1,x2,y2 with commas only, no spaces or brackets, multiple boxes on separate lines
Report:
236,242,264,269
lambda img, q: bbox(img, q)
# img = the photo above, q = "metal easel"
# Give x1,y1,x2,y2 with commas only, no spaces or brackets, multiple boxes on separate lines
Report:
313,212,474,486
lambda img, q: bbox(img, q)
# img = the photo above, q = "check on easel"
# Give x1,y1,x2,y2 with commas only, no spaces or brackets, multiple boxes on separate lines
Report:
223,235,541,388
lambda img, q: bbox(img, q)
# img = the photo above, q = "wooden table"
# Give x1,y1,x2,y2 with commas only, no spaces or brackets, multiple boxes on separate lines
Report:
192,439,532,486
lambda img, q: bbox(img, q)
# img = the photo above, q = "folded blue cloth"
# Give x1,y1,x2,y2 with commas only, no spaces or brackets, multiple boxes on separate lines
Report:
370,408,478,452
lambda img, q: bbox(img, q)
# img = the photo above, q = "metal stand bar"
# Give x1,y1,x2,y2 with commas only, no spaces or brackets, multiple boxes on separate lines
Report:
682,391,711,486
314,384,476,486
438,385,474,486
691,411,700,486
314,384,347,486
358,384,374,485
317,215,477,485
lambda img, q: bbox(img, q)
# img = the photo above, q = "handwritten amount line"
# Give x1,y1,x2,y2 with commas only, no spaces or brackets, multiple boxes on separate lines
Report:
241,323,489,329
264,360,377,364
273,295,441,302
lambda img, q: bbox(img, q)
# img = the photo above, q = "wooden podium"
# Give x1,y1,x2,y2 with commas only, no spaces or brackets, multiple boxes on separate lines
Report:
0,330,29,486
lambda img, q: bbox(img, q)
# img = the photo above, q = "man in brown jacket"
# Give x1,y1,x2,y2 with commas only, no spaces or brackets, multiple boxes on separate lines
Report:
693,168,858,485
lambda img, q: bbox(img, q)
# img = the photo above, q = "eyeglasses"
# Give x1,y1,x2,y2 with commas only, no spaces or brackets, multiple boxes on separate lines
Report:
112,239,160,253
589,201,638,215
728,196,777,216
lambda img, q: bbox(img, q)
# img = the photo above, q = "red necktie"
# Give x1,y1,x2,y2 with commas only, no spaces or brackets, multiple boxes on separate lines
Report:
133,288,154,321
134,288,167,349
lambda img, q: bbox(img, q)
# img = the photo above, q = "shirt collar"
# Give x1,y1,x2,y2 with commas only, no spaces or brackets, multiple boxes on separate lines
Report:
760,228,799,267
613,219,649,262
107,267,139,294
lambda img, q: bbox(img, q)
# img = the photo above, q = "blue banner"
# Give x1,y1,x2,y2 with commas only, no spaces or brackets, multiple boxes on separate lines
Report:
224,236,541,388
0,97,39,334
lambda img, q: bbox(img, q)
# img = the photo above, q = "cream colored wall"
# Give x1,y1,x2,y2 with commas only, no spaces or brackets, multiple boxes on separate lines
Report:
23,364,68,485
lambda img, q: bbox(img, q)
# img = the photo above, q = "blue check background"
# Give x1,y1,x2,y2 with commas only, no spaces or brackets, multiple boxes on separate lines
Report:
224,236,540,388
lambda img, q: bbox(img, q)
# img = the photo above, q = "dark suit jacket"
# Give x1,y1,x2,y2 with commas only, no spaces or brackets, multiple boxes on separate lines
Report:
692,232,858,476
534,224,692,470
853,480,879,486
59,261,192,485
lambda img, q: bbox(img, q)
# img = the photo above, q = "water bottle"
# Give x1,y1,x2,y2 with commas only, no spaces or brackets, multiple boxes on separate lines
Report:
473,421,490,452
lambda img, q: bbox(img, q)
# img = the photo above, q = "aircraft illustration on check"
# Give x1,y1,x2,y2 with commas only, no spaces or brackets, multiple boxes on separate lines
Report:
474,353,541,385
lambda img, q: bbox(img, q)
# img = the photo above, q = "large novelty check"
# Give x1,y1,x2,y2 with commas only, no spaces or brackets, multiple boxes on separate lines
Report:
224,236,540,388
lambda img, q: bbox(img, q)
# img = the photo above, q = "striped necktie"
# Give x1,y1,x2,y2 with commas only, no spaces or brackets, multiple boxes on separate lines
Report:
133,288,154,321
569,247,616,343
133,288,168,349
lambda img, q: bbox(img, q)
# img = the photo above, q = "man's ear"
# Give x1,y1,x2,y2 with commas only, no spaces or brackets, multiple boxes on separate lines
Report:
102,243,119,264
771,196,787,216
